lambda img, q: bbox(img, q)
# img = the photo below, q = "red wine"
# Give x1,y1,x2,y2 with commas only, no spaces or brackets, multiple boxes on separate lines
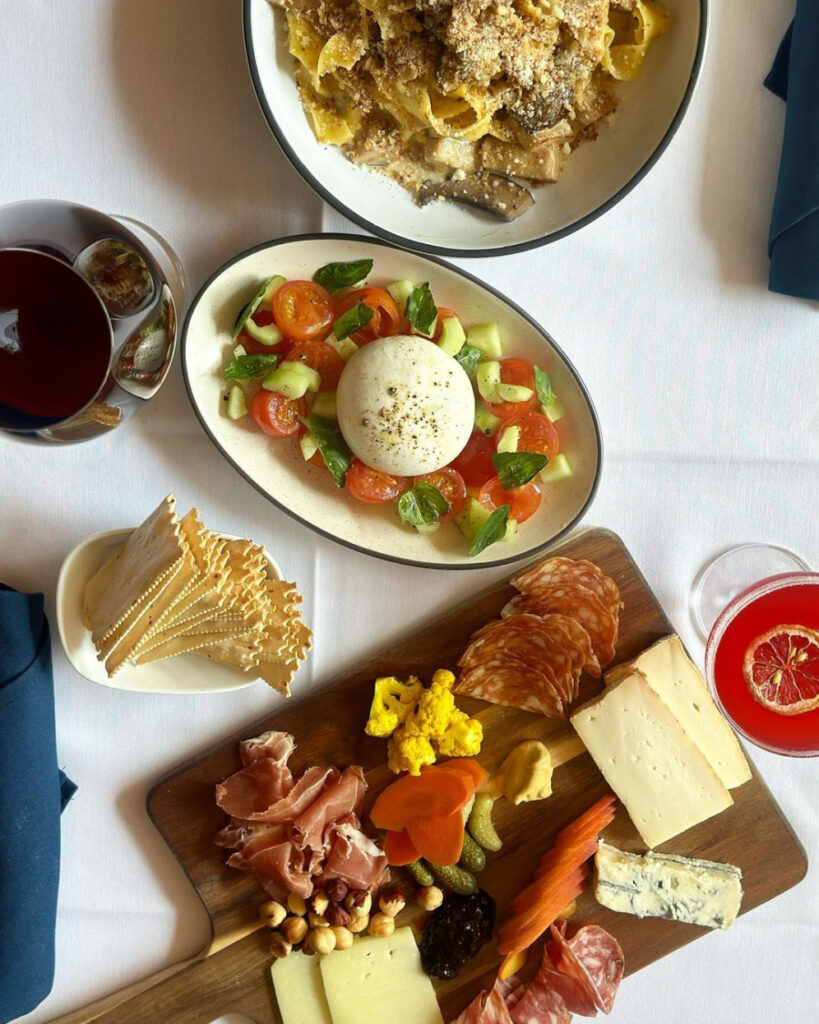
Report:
0,248,112,424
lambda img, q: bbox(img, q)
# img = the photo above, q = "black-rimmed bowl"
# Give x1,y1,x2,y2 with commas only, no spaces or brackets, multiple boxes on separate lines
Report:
182,234,602,569
243,0,707,258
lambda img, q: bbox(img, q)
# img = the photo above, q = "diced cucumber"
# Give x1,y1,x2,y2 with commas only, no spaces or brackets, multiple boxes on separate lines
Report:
496,382,534,403
503,517,518,542
542,397,565,423
262,362,321,399
226,385,247,420
327,335,358,362
437,316,466,356
539,453,573,484
299,431,319,461
416,522,440,535
454,497,492,543
232,277,272,339
233,344,247,359
310,390,337,419
387,279,416,313
245,317,283,347
474,405,502,436
262,274,287,305
466,322,503,358
497,425,520,453
476,361,501,402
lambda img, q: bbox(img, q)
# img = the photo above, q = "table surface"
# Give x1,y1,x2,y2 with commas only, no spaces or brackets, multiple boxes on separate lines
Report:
2,2,817,1023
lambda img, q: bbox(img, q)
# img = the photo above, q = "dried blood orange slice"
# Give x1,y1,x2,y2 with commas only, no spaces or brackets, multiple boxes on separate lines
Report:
743,625,819,715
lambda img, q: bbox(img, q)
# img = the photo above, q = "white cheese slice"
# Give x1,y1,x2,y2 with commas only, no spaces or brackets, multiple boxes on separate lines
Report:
271,950,333,1024
594,841,743,929
605,635,751,790
319,927,443,1024
571,671,734,848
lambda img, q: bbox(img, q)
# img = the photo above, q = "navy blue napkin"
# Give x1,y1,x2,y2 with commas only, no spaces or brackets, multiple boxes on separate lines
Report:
765,2,819,301
0,585,75,1024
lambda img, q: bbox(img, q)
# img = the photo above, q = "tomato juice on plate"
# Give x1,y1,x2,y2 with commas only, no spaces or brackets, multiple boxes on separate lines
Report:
705,573,819,756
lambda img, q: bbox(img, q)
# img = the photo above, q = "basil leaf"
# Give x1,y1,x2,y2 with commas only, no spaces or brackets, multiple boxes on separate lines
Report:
398,482,449,528
454,344,482,377
302,416,352,488
534,366,557,407
333,302,374,340
469,505,510,557
223,353,278,380
313,259,374,293
405,282,438,336
232,277,271,339
492,451,548,490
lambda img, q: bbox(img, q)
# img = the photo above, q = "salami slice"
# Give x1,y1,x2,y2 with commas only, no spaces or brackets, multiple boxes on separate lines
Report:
548,922,624,1014
507,959,575,1024
503,583,618,667
540,613,601,679
457,659,564,718
450,983,515,1024
512,557,621,619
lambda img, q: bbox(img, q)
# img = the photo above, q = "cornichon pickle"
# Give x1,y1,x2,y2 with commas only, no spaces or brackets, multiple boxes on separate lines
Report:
406,860,435,887
458,831,487,874
468,792,503,852
428,861,478,895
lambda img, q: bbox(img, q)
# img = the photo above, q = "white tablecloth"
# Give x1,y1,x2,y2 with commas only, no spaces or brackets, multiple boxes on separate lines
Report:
2,1,817,1022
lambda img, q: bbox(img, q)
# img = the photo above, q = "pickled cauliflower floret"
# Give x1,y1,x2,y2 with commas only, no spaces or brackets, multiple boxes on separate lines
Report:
403,671,457,741
387,730,436,775
437,708,483,758
365,675,424,738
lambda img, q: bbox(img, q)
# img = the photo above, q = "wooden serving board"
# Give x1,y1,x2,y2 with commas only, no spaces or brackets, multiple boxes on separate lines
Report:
59,529,807,1024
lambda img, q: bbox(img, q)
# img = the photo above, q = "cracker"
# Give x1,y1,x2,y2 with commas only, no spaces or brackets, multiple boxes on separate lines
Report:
82,547,124,629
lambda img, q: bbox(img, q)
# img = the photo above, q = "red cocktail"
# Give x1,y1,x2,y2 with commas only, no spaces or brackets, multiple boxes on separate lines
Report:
705,573,819,756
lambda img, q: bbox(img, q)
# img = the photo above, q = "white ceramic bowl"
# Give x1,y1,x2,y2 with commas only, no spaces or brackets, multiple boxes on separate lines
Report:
182,234,602,569
243,0,706,257
56,528,283,694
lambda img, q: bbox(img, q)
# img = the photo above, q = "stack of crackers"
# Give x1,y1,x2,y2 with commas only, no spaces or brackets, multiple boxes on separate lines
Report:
82,495,310,695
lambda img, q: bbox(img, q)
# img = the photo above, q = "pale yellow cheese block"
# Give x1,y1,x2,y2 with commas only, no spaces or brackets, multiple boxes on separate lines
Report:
571,671,734,848
605,635,751,790
271,951,332,1024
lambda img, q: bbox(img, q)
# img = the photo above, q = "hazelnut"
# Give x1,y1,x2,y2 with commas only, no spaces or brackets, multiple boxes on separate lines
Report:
332,926,354,951
259,900,287,929
368,912,395,938
308,912,330,928
306,926,337,955
347,913,370,934
309,891,330,917
416,886,444,912
280,916,308,945
287,893,308,916
344,890,372,917
269,932,292,959
325,903,351,928
325,879,349,904
378,888,406,918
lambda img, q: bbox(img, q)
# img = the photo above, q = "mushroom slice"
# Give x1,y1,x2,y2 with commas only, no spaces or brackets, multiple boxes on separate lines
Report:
417,172,534,221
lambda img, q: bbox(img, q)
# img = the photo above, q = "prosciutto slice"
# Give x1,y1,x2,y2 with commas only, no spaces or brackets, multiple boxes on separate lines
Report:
229,840,313,900
214,759,294,820
319,817,389,892
290,766,366,849
239,730,295,767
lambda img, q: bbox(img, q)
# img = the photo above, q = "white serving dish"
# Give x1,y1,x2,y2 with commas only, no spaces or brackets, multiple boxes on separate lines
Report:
243,0,706,257
56,528,283,694
181,234,602,569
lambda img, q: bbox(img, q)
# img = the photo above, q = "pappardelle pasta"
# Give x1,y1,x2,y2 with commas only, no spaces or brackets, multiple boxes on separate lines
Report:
269,0,671,220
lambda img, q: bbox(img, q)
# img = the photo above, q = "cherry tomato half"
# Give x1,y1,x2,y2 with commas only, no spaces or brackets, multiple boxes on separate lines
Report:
346,457,406,504
502,410,560,460
336,287,401,345
484,358,538,420
479,476,542,523
414,467,468,522
237,310,295,357
273,281,335,342
249,389,306,437
450,430,497,489
287,340,345,392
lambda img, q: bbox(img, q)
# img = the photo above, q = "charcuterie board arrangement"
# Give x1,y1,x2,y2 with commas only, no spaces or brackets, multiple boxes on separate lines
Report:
58,528,805,1024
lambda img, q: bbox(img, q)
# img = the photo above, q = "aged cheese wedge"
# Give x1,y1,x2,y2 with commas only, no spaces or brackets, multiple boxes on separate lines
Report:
319,928,443,1024
571,671,734,848
271,951,332,1024
595,841,743,929
606,635,751,790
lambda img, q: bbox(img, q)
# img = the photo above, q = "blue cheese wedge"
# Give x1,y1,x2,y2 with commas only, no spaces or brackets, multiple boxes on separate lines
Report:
605,635,751,791
570,671,734,848
595,842,743,929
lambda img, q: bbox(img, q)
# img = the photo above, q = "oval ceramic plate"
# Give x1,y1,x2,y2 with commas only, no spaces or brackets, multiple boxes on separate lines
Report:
56,528,283,694
243,0,706,257
182,235,601,569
